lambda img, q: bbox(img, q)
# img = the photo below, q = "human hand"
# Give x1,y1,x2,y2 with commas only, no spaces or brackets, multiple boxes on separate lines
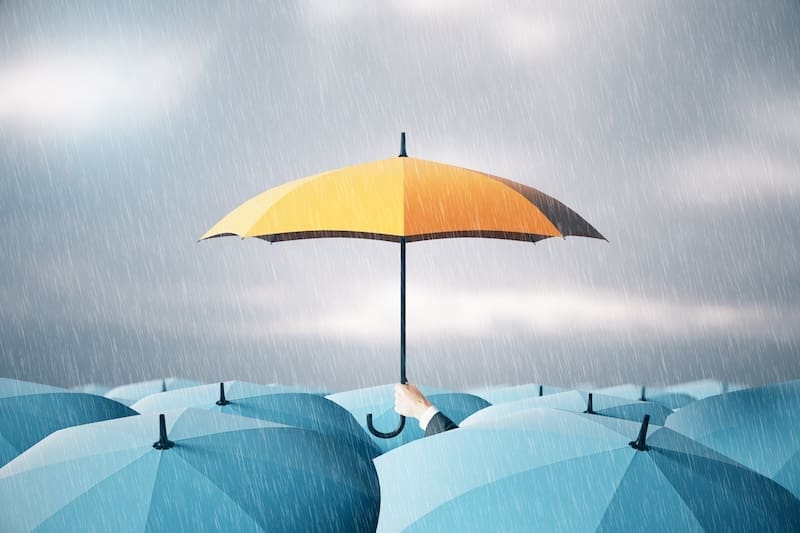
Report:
394,383,432,419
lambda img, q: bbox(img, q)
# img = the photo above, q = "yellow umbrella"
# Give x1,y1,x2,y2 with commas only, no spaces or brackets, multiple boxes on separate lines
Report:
201,133,606,437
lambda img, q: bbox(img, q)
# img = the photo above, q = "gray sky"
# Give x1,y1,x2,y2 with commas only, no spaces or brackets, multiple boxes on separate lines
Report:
1,0,798,391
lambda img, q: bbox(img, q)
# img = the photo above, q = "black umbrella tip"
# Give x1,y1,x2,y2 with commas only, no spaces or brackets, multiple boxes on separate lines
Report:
640,386,646,402
538,384,544,397
629,414,650,452
399,132,408,157
153,413,175,450
161,379,167,393
584,392,595,415
216,382,230,406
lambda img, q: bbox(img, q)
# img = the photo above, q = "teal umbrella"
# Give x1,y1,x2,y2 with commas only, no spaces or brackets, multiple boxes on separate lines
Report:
0,378,136,467
467,383,565,404
463,390,672,426
104,378,203,403
646,390,696,410
327,384,489,453
0,409,380,532
375,408,800,532
133,381,380,458
666,379,800,498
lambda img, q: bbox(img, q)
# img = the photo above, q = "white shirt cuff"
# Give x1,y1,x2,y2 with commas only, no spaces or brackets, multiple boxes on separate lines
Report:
418,406,440,431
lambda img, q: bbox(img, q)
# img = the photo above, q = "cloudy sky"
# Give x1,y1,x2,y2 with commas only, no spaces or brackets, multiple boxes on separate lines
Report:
1,1,798,392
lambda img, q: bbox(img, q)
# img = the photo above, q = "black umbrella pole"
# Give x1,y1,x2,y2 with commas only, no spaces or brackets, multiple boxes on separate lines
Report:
367,238,408,439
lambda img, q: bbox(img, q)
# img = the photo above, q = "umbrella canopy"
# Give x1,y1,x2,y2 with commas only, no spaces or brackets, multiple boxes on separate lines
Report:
666,379,800,498
202,133,605,438
0,409,380,532
70,383,111,395
463,390,672,426
133,381,380,458
327,384,489,453
467,383,565,404
660,379,748,400
645,390,696,410
0,378,136,467
104,378,202,403
375,408,800,532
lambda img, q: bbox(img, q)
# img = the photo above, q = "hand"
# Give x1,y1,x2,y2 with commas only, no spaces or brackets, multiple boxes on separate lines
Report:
394,383,432,419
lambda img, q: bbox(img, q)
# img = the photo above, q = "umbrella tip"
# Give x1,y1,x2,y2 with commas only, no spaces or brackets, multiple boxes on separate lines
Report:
153,414,175,450
399,132,407,157
538,384,543,397
161,379,167,393
584,392,595,414
629,414,650,452
216,382,230,406
640,386,646,402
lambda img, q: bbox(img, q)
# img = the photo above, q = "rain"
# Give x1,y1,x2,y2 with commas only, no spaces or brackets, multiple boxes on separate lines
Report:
1,1,799,531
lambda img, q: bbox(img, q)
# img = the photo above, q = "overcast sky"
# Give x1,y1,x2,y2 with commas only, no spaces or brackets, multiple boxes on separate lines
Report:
1,0,798,392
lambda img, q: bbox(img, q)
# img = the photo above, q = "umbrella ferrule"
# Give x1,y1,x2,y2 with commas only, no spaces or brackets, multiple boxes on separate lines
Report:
216,382,230,406
153,414,175,450
629,414,650,451
584,393,595,414
399,132,408,157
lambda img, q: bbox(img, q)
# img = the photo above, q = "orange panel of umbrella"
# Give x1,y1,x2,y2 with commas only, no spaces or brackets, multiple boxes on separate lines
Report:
201,133,606,438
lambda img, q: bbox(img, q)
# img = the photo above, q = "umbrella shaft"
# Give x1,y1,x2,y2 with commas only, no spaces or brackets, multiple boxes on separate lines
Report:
400,238,407,384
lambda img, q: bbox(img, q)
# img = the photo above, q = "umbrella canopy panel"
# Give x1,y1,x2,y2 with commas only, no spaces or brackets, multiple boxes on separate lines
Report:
201,156,605,244
666,379,800,498
0,378,137,467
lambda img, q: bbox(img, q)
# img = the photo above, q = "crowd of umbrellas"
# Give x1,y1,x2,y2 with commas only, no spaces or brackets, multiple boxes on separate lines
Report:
1,376,799,531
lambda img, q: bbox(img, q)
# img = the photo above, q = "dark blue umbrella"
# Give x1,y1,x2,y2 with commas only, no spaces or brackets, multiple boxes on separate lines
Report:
0,378,136,467
463,390,672,425
133,381,380,458
327,384,489,453
375,408,800,532
0,409,380,532
666,379,800,498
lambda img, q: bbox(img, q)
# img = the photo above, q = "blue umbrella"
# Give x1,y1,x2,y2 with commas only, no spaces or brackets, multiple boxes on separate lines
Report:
327,384,489,453
597,383,696,410
467,383,565,404
645,390,696,410
666,379,800,498
104,378,203,403
0,409,380,532
70,383,111,395
659,379,748,400
375,408,800,532
463,390,672,426
0,378,136,467
133,381,380,458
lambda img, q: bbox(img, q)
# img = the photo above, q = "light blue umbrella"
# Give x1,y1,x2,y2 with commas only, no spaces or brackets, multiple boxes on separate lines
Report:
104,378,203,403
0,409,380,532
327,384,489,453
659,379,748,400
375,408,800,532
0,378,136,467
467,383,565,404
463,390,672,426
597,383,695,410
645,390,696,410
133,381,380,458
666,379,800,498
70,383,111,395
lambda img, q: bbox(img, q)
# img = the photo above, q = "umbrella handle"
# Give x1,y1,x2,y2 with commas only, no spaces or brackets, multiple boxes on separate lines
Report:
366,413,406,438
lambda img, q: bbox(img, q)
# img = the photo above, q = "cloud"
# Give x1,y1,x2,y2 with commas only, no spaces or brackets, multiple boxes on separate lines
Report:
0,43,207,134
261,282,800,342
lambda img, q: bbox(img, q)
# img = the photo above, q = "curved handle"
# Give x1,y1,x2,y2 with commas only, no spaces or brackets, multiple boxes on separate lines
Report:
366,413,406,439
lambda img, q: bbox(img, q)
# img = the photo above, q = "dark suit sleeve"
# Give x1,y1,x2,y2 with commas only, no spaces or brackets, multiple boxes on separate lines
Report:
424,412,459,436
